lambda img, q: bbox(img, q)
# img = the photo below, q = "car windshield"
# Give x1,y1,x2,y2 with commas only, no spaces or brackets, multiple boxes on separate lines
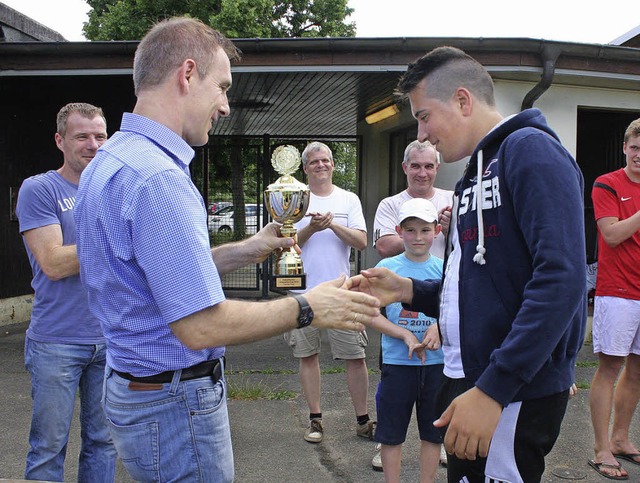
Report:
213,206,234,215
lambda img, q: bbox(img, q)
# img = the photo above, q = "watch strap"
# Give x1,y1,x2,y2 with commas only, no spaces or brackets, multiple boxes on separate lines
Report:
293,294,313,328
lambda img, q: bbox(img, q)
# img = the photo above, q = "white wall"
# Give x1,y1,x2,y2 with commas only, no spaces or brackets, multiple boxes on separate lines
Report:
495,79,640,157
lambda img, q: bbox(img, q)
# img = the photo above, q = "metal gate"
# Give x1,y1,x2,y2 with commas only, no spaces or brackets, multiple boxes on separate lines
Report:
192,135,361,297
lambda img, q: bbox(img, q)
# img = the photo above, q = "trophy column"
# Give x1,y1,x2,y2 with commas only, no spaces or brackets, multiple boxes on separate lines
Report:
264,146,310,290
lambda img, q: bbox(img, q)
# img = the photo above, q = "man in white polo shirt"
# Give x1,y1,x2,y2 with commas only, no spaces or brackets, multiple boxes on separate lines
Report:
373,140,453,260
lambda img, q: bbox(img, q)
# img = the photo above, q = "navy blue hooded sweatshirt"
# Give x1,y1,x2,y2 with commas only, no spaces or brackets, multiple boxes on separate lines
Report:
408,108,587,407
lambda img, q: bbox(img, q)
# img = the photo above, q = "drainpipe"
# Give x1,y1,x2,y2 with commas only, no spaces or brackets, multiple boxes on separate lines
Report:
521,43,564,111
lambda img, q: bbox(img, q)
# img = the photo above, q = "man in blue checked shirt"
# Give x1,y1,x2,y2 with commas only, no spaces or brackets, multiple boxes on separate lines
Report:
74,17,380,483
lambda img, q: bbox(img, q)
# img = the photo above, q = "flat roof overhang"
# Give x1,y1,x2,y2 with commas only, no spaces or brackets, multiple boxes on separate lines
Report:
2,37,639,136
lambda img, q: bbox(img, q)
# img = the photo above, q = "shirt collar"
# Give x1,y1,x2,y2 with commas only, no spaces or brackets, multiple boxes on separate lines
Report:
120,112,195,169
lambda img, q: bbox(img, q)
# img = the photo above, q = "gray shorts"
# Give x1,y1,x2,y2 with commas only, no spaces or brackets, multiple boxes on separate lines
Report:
592,295,640,356
284,326,368,360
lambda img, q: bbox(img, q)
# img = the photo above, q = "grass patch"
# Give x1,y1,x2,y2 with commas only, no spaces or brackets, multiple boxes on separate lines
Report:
227,368,297,375
227,378,297,400
576,360,598,368
321,366,346,375
575,380,591,390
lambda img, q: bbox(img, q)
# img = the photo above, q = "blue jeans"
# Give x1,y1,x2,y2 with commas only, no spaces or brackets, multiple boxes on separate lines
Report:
104,366,234,482
24,337,116,482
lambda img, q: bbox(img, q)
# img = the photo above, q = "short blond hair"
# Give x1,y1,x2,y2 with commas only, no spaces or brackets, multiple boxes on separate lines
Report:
56,103,105,136
624,118,640,143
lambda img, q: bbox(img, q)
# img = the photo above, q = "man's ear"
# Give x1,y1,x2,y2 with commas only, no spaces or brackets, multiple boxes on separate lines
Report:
455,87,473,116
178,59,197,92
395,225,403,237
434,223,442,236
54,132,64,152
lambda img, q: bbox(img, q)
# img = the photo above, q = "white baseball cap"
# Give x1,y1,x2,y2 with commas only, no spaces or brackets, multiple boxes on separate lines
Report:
398,198,438,224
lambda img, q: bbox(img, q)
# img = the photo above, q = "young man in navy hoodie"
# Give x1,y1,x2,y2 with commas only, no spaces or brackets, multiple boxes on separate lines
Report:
347,46,587,482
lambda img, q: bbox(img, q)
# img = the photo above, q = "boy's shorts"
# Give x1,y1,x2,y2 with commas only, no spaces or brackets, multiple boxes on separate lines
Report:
435,376,568,483
592,296,640,356
284,326,368,360
374,363,444,445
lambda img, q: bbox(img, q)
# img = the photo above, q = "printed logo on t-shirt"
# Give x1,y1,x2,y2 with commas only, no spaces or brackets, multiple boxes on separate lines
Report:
58,196,76,212
397,308,420,326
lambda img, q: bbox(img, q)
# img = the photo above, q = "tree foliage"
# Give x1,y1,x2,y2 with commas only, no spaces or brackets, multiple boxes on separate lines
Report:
83,0,355,40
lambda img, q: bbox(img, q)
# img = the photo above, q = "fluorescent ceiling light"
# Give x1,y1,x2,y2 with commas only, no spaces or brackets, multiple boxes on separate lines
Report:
365,104,400,124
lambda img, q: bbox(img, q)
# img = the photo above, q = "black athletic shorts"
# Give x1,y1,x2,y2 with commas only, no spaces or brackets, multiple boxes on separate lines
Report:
435,377,569,483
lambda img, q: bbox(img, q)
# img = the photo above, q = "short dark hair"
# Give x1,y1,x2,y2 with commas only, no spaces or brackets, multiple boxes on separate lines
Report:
397,46,495,106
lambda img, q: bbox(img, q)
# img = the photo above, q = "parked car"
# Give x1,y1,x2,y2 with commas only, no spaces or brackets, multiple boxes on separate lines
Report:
207,201,232,215
208,203,264,235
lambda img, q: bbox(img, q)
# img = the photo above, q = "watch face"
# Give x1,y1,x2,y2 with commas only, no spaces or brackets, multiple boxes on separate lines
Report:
298,307,313,328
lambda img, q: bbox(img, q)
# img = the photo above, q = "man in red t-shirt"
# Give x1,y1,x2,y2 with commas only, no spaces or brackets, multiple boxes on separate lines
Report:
589,118,640,479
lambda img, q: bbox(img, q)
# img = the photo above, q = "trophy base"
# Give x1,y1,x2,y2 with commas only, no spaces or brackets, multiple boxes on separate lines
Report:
271,274,306,290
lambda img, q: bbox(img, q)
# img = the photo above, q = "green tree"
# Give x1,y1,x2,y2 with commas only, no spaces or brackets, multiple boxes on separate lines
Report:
83,0,355,40
327,141,357,193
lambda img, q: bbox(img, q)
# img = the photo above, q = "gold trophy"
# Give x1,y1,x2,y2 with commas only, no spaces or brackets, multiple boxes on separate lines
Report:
264,145,310,290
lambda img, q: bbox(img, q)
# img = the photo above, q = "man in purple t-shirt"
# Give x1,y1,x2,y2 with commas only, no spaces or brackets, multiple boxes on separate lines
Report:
15,103,116,482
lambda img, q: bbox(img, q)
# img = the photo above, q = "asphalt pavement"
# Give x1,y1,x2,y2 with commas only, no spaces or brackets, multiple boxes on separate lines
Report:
2,318,640,482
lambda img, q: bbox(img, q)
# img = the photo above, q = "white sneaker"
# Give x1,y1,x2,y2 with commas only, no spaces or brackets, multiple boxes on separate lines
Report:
304,418,323,443
372,443,382,471
439,445,447,467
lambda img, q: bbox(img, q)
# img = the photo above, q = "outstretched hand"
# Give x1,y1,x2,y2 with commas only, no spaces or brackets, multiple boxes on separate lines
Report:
344,267,413,307
305,275,380,331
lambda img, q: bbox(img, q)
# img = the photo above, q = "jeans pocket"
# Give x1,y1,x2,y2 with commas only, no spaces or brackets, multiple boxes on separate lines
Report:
194,378,225,414
107,418,160,482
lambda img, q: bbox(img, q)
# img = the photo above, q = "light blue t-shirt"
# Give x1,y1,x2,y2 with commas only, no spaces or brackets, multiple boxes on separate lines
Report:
376,253,444,366
16,170,104,344
75,113,226,376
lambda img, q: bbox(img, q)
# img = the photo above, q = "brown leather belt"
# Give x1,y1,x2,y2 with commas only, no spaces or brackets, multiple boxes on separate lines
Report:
114,357,224,385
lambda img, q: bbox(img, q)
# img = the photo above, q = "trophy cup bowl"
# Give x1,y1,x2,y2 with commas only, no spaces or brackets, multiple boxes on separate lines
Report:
264,146,310,290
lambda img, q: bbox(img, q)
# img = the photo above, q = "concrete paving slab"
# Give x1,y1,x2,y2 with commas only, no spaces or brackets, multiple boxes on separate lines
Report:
2,321,640,482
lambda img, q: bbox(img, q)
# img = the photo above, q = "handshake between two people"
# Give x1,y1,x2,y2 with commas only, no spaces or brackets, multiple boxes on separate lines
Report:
252,223,411,333
302,267,415,335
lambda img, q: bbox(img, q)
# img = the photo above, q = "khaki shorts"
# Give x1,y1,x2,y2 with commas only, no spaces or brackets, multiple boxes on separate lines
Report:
284,326,368,360
592,295,640,356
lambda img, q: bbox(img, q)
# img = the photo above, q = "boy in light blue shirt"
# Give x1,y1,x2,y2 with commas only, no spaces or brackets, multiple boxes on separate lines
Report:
369,197,445,482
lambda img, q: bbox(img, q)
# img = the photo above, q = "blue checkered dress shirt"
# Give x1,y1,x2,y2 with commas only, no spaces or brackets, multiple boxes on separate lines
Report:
75,113,226,376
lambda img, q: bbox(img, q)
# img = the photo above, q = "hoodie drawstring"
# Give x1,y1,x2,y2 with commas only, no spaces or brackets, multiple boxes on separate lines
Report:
473,150,487,265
